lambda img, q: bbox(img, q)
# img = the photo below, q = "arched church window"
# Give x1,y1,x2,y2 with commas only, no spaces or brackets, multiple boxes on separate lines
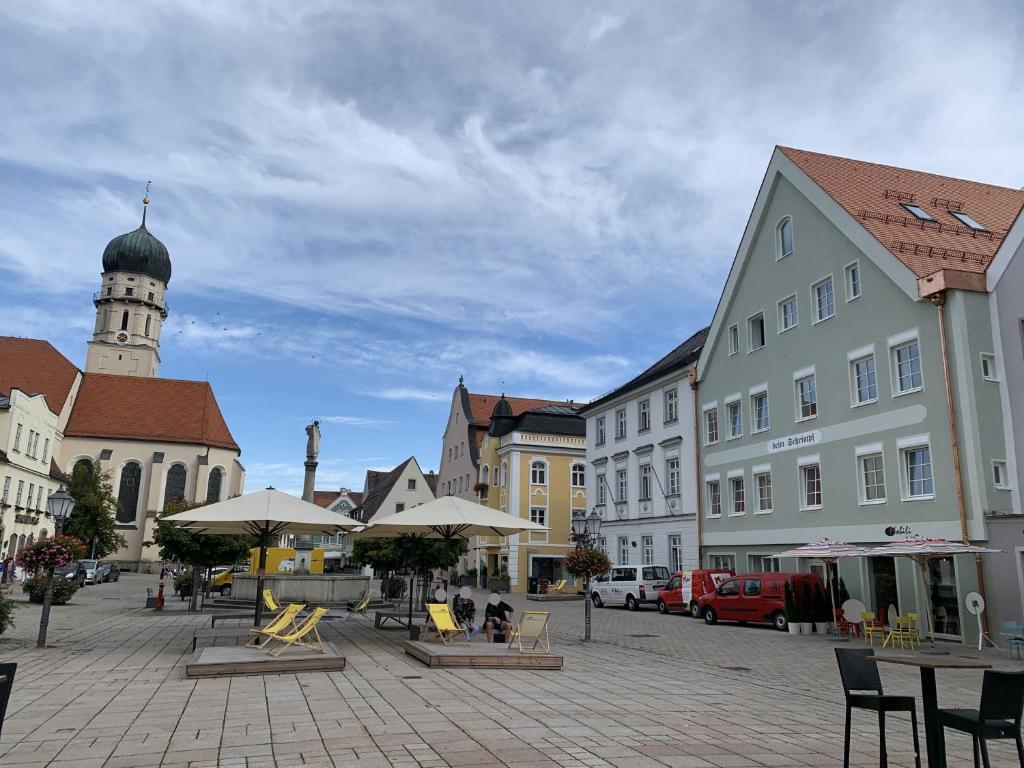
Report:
164,465,187,509
117,462,142,523
206,467,223,504
481,466,489,485
74,458,94,482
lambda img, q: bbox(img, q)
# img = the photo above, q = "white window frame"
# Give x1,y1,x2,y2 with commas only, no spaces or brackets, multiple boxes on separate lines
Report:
811,276,836,323
855,443,887,506
596,474,607,505
794,369,818,422
616,468,628,503
888,330,924,396
571,463,585,488
749,554,780,573
777,294,798,333
666,457,680,496
798,455,822,511
750,388,769,433
530,460,547,485
728,324,739,355
753,464,773,514
898,436,934,501
705,474,721,519
664,387,678,424
595,416,606,446
848,347,879,407
668,534,684,573
993,460,1011,490
777,216,794,260
728,469,745,517
845,260,862,301
708,553,736,571
615,407,627,439
703,403,719,445
618,536,629,566
638,397,651,432
530,506,547,526
726,396,742,440
980,353,998,382
641,535,654,566
639,463,653,501
747,311,766,352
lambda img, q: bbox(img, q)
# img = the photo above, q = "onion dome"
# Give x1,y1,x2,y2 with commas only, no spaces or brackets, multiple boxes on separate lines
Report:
101,190,171,283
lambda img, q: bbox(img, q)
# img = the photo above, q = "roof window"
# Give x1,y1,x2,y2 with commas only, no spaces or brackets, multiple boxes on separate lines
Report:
949,211,987,231
901,203,935,221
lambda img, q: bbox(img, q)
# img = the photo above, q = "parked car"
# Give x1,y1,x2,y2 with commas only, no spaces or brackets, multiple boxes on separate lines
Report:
657,569,735,617
208,562,249,596
55,561,87,587
95,562,120,582
80,559,100,584
698,571,824,631
591,565,671,610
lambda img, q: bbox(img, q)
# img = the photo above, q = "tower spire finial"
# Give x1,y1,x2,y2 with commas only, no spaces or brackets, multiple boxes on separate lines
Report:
141,180,151,227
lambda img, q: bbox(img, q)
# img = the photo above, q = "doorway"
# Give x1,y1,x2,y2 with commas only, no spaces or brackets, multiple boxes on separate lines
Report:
530,556,564,583
870,556,899,618
927,556,961,639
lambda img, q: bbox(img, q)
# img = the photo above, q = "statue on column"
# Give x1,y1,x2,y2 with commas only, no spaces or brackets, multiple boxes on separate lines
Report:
305,419,321,461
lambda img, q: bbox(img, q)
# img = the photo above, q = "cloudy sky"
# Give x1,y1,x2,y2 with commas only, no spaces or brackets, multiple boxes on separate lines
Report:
1,1,1022,495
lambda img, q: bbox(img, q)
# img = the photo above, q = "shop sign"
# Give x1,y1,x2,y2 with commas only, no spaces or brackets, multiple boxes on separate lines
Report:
766,429,821,454
15,513,39,525
884,525,919,537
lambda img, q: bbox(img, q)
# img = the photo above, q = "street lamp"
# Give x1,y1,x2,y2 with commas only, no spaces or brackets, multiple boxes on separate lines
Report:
571,509,603,642
36,487,75,648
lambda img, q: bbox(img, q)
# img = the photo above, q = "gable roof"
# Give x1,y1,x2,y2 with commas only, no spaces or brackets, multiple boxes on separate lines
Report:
465,393,581,427
579,327,708,415
313,490,341,508
780,147,1024,278
65,373,239,451
0,337,80,414
358,457,421,521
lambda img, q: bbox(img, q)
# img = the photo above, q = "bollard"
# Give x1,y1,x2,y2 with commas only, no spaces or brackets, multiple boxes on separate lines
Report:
155,581,165,611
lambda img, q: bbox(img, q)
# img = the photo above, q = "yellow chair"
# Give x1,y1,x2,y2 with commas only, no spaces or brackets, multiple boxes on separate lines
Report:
508,610,551,654
546,579,566,594
883,614,919,650
425,604,469,645
262,607,330,657
862,612,885,646
339,588,373,622
262,588,280,612
247,603,304,647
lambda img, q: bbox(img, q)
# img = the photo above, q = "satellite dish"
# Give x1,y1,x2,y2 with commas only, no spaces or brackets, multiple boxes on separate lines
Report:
434,588,447,603
965,591,985,616
842,598,866,621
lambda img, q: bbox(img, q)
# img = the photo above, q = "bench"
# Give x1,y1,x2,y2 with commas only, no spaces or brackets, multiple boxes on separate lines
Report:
192,627,261,652
210,611,256,628
375,610,427,629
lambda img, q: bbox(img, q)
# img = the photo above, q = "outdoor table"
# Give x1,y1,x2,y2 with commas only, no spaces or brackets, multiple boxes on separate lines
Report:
872,654,991,768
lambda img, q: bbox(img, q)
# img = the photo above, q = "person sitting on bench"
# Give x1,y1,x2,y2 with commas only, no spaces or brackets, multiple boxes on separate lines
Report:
453,587,480,640
484,593,513,642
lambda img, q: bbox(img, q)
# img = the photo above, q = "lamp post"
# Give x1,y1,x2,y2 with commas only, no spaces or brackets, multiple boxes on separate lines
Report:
36,487,76,648
571,509,603,642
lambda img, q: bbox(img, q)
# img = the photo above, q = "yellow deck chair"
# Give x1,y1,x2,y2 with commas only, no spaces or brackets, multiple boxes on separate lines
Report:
340,588,373,622
425,604,469,645
508,610,551,654
546,579,566,594
262,588,280,612
247,603,304,647
262,607,330,657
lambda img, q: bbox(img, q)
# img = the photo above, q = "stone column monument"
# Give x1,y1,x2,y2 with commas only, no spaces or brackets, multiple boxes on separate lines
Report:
296,419,321,574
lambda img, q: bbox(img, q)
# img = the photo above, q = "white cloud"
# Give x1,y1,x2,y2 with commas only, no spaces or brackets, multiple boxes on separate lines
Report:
320,415,395,428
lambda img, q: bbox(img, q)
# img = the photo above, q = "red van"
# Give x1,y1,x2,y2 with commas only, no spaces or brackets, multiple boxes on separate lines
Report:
657,569,735,617
697,572,824,631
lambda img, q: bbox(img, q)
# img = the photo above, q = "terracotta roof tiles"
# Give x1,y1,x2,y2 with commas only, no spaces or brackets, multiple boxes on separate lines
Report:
313,490,341,508
466,393,581,426
0,337,80,414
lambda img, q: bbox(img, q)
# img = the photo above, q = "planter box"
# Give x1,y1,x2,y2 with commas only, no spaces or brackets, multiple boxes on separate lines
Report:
488,579,509,593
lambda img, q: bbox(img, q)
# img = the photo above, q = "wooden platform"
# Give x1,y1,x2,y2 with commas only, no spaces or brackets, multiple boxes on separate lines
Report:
375,610,427,629
403,640,562,669
186,642,346,678
526,593,583,602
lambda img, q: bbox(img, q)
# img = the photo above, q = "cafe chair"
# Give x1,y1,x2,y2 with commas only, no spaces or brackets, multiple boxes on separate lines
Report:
862,612,885,646
937,670,1024,768
835,648,921,768
1001,621,1024,661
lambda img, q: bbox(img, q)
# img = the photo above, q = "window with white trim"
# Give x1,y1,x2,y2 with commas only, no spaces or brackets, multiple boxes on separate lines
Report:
748,313,765,351
595,416,606,445
596,474,607,505
664,388,678,423
530,507,546,526
749,554,780,573
845,262,861,300
15,480,24,507
641,535,654,566
530,461,546,485
704,408,719,444
728,324,739,355
813,277,835,322
571,463,585,487
981,354,998,382
860,453,886,503
395,502,405,514
796,374,817,420
778,295,798,332
893,340,923,394
13,424,21,452
615,407,627,439
752,392,769,432
727,401,742,439
492,465,498,485
851,354,878,405
729,476,745,515
994,461,1010,490
616,468,628,503
618,536,629,565
666,458,680,496
41,438,49,463
639,464,653,500
638,398,651,432
708,553,735,570
902,445,933,499
669,534,684,572
755,471,772,513
778,217,794,258
0,476,9,503
501,461,508,486
801,464,822,509
706,480,721,518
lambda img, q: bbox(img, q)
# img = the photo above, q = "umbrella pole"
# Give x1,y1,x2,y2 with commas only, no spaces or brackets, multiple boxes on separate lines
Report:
827,560,846,642
408,574,414,640
916,558,944,655
254,528,268,628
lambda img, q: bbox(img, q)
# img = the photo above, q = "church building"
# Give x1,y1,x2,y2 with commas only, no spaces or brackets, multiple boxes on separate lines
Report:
0,195,245,569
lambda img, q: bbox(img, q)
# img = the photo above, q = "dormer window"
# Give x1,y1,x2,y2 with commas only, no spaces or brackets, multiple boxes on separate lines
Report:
949,211,987,231
901,203,934,221
777,218,794,259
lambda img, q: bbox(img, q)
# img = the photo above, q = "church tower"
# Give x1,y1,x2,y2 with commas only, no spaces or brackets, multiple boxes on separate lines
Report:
85,192,171,378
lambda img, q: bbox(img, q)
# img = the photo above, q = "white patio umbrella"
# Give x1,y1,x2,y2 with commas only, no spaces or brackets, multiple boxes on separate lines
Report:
161,487,361,625
771,538,871,636
866,537,999,650
352,495,548,637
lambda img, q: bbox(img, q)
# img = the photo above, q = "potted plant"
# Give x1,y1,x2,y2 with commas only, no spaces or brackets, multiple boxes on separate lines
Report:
459,567,477,587
784,581,800,634
812,581,830,634
798,581,814,635
488,566,510,593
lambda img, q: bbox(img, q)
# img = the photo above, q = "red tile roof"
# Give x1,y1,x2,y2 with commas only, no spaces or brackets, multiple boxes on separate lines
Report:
0,337,80,414
781,147,1024,278
65,373,239,451
466,393,581,426
313,490,341,508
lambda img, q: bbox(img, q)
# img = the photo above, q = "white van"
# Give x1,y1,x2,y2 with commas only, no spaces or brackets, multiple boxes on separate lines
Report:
591,565,671,610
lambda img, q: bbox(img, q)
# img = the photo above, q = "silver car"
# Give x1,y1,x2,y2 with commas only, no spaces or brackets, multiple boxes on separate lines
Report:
80,559,99,584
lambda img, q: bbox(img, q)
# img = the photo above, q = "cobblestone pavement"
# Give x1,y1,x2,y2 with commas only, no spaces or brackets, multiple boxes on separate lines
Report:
0,575,1021,767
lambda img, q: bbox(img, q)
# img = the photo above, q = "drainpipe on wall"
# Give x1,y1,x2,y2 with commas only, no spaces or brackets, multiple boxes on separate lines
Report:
689,367,702,568
930,290,991,644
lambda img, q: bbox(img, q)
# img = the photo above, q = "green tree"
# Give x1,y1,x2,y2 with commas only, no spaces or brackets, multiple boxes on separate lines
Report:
64,462,126,558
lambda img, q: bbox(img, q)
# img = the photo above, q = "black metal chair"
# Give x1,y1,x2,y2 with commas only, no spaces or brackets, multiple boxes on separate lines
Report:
937,670,1024,768
835,648,921,768
0,662,17,741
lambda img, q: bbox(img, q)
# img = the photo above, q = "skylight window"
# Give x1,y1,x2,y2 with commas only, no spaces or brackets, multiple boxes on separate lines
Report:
901,203,935,221
949,211,987,231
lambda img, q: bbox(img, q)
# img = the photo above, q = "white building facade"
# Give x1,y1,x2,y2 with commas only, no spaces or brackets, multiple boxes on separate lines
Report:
579,329,707,573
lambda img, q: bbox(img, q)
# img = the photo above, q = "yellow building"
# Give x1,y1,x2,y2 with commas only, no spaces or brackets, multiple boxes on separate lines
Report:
473,397,586,593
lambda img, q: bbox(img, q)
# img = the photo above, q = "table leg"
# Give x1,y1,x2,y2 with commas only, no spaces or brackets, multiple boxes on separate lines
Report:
920,667,945,768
